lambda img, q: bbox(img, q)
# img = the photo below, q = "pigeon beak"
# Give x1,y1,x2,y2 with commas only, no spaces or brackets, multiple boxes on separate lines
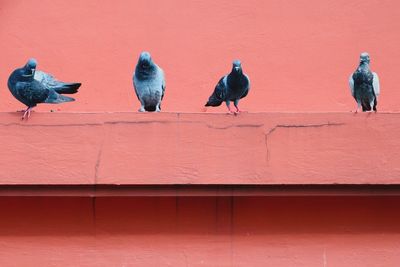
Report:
234,67,240,71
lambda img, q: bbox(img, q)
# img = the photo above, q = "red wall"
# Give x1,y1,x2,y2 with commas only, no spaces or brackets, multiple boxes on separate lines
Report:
1,1,399,266
1,0,400,113
0,196,399,266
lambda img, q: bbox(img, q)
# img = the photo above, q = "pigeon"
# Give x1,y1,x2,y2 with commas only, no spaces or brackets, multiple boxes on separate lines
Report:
205,60,250,114
349,52,380,113
133,52,165,112
7,58,81,119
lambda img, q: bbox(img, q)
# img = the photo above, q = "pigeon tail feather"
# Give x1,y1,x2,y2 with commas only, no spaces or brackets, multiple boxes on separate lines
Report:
45,90,75,104
205,93,223,107
145,105,157,112
54,83,81,94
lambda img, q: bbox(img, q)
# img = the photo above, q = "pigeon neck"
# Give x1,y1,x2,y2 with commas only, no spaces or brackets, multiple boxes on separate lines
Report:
358,62,370,71
19,67,35,81
136,65,156,80
229,69,242,78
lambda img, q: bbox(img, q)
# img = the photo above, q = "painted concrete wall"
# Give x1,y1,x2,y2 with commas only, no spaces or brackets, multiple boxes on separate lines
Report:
1,1,399,266
0,196,399,266
1,112,399,185
1,0,400,113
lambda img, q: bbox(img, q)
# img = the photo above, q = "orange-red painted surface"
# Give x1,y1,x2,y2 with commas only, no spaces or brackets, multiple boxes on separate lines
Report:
0,196,399,266
1,1,399,266
1,0,400,113
0,112,399,185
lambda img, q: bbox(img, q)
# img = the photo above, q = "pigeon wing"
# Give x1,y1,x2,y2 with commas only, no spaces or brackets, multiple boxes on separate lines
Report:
132,76,142,101
161,81,166,100
160,68,166,100
349,74,355,98
240,74,250,99
34,70,81,94
205,76,227,107
15,80,49,106
372,72,380,98
34,70,58,88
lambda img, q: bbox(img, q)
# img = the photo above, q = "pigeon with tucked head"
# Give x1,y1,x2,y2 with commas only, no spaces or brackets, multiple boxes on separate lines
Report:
7,58,81,120
349,52,380,113
133,51,165,112
205,60,250,114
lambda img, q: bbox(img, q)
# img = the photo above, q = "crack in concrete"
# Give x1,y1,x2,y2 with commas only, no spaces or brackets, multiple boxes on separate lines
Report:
94,124,111,184
264,122,345,164
0,120,203,127
105,120,265,130
94,141,104,184
206,123,264,130
104,120,185,125
1,119,266,130
0,122,103,127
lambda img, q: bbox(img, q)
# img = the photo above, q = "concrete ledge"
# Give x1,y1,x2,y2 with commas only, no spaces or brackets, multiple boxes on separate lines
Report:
0,112,399,185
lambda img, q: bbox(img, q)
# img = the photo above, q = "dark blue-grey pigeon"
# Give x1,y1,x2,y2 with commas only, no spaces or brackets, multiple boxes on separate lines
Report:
7,58,81,119
205,60,250,114
349,52,380,113
133,52,165,112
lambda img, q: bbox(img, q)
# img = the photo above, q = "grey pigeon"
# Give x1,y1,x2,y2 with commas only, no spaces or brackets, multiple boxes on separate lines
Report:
349,52,380,113
7,58,81,119
133,52,165,112
205,60,250,114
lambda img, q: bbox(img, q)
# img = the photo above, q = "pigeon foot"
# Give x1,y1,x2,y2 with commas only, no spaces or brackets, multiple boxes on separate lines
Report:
235,107,247,113
227,105,236,114
21,107,33,120
227,109,236,115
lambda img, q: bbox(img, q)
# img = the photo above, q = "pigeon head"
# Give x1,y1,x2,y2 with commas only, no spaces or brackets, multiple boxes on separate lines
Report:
359,52,370,64
22,58,37,77
26,58,37,69
138,51,153,69
232,60,242,74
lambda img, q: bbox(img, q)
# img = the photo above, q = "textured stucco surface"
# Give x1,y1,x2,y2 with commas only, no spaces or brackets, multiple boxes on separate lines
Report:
1,1,399,266
0,112,399,185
